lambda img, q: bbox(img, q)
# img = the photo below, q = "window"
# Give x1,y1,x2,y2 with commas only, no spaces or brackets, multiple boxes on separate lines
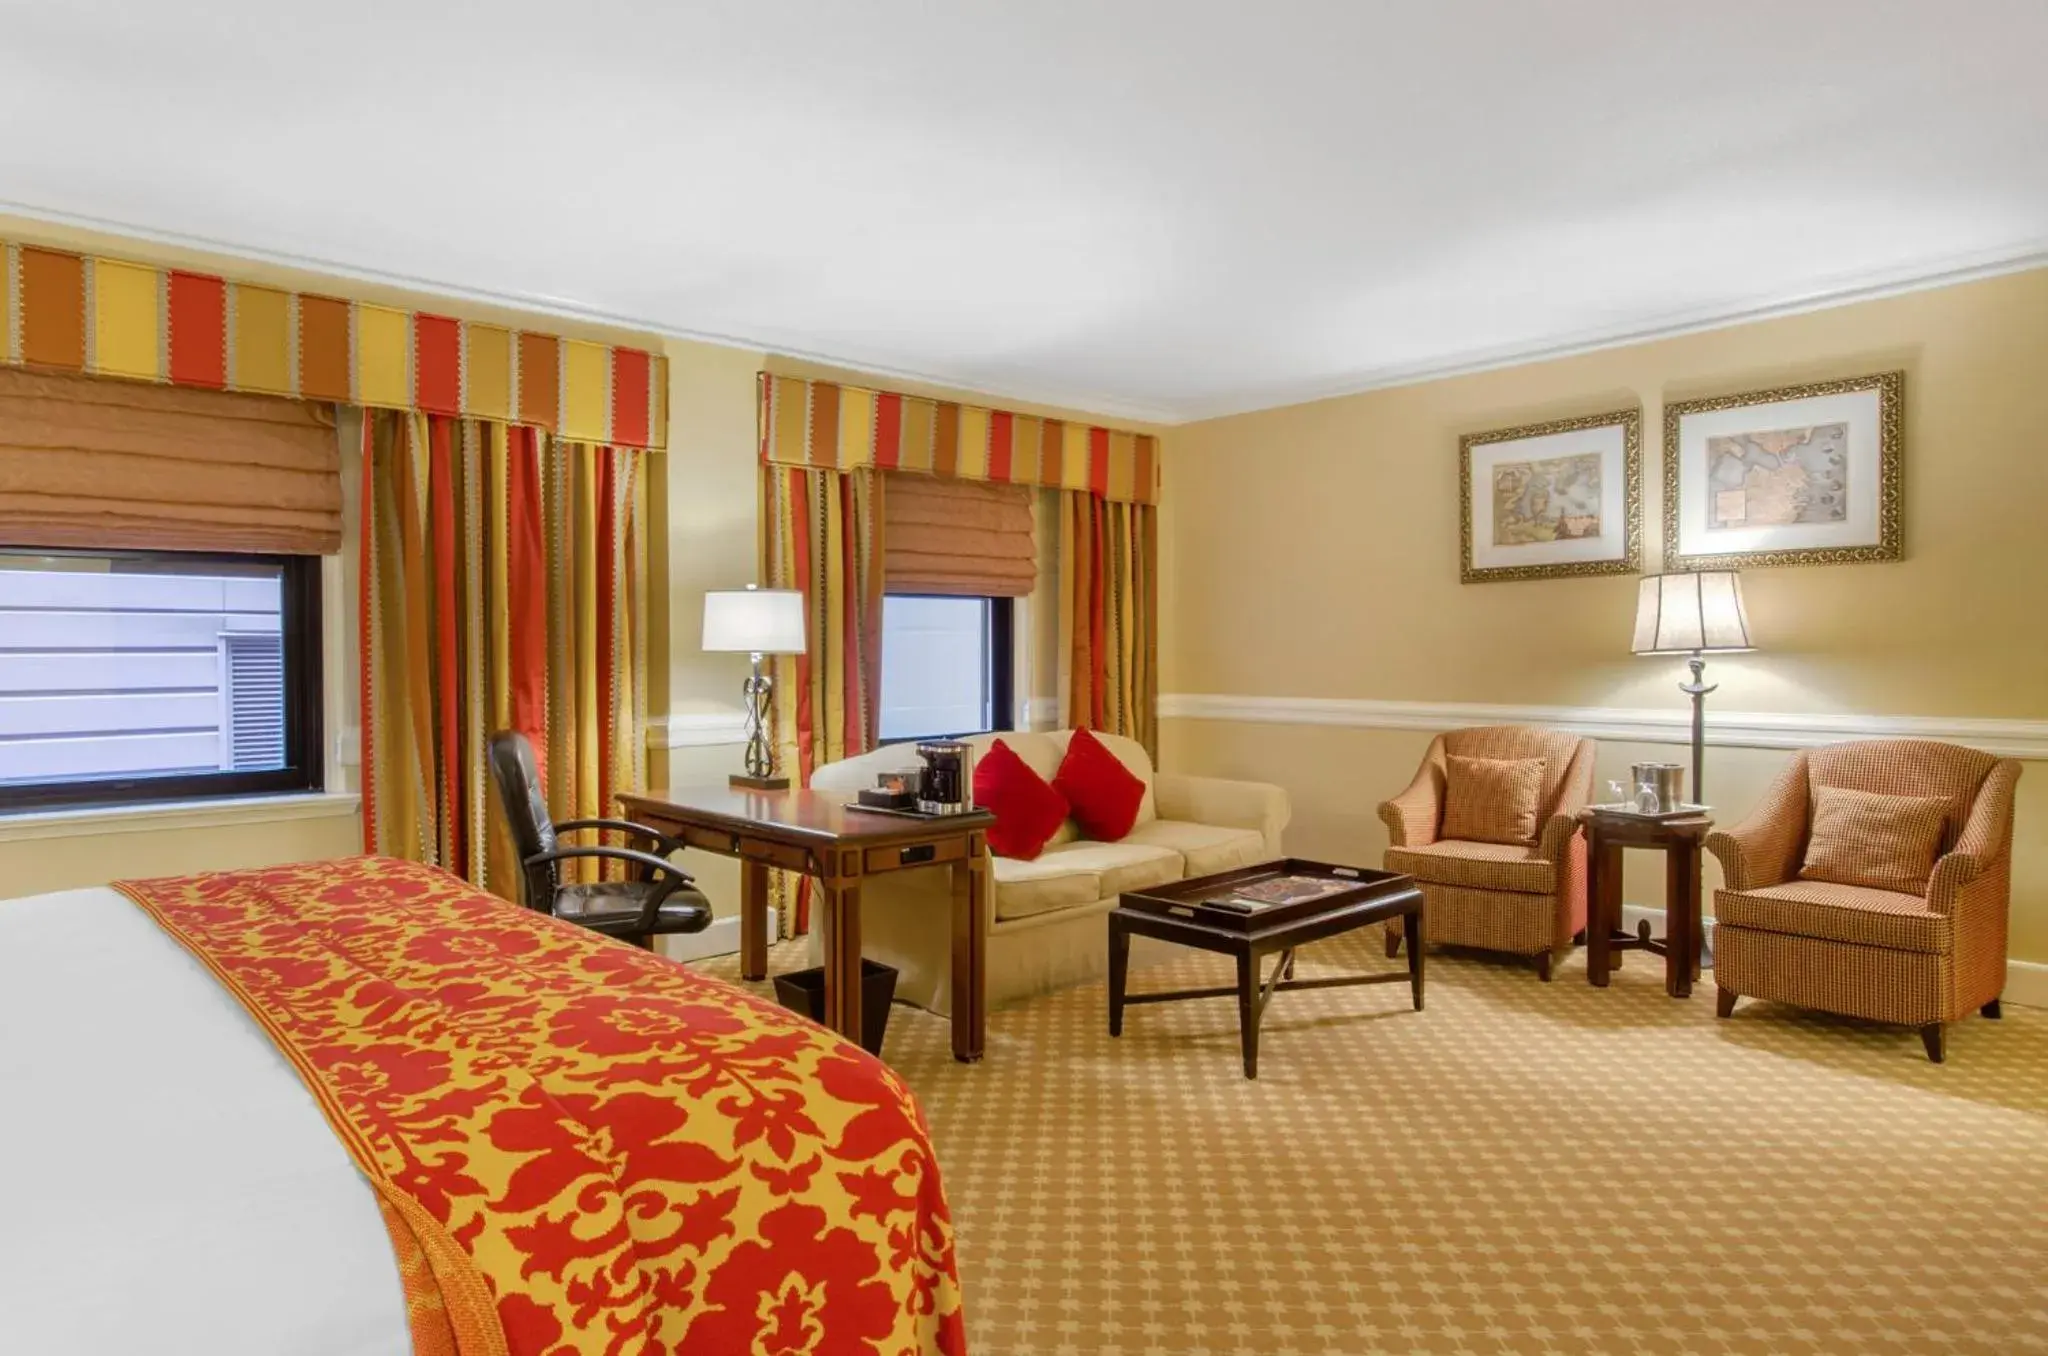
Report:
0,550,323,811
878,594,1014,742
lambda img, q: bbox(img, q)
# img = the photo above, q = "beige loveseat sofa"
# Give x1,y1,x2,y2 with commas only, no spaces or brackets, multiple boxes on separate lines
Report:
809,730,1290,1014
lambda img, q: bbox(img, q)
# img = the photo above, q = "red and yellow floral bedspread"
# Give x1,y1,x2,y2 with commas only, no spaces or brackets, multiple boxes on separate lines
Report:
117,856,966,1356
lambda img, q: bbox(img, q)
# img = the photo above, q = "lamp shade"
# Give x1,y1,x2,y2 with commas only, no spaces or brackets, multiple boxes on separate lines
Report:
701,587,807,654
1631,571,1754,655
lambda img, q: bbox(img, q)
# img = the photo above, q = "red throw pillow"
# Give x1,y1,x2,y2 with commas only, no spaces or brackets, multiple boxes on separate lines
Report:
974,739,1069,861
1052,728,1147,841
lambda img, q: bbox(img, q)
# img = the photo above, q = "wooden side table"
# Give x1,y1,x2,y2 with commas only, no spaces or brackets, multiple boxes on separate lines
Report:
1580,808,1712,999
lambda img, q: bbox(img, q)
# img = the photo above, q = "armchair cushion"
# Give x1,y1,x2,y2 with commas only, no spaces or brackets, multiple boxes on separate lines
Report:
1717,879,1949,954
1798,786,1949,894
1385,839,1556,895
1441,755,1545,845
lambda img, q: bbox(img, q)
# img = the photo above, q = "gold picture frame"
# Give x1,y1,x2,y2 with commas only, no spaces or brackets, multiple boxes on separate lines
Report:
1663,371,1902,570
1460,408,1642,583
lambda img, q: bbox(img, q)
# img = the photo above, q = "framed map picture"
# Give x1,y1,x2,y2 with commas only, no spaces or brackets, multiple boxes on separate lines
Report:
1460,408,1641,583
1663,371,1902,569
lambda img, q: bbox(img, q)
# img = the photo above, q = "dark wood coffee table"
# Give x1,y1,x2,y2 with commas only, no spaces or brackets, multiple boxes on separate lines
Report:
1109,859,1424,1078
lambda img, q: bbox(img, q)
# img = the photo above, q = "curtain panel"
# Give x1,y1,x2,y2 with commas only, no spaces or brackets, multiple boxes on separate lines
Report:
360,410,648,898
0,366,341,554
2,239,668,448
762,463,884,936
1058,491,1159,757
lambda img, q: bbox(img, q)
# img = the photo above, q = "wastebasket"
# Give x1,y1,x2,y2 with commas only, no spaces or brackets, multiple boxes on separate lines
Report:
772,960,898,1056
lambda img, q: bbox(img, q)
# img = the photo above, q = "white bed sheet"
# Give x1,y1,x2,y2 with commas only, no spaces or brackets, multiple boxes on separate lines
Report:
0,886,410,1356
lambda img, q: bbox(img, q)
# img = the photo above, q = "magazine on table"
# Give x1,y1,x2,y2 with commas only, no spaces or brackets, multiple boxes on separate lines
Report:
1208,874,1352,913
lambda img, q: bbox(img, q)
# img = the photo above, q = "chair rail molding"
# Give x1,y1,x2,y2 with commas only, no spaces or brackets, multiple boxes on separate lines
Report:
1157,694,2048,761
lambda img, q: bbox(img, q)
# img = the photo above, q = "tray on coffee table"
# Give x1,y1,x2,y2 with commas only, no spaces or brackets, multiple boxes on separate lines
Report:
1119,857,1415,932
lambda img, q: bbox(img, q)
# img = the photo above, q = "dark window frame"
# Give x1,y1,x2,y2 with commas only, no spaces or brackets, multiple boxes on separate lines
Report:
0,547,325,813
877,593,1015,745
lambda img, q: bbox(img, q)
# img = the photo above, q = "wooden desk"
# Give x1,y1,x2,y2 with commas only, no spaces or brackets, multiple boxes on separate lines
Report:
617,787,994,1062
1580,809,1712,999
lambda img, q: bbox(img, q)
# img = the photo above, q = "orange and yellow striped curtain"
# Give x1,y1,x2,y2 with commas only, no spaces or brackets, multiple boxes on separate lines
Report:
1058,491,1159,757
762,464,884,936
360,410,648,898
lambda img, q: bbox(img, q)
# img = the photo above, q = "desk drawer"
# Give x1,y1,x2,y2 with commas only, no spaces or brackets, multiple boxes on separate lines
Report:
865,837,968,874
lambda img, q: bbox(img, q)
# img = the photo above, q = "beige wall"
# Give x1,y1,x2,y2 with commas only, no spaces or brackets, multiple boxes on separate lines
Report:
1160,267,2048,964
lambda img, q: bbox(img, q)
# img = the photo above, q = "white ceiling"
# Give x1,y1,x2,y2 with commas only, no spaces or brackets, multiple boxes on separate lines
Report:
5,1,2046,422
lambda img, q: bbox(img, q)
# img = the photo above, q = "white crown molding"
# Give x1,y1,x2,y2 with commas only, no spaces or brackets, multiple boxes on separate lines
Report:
648,711,751,749
0,791,360,842
1156,236,2048,423
18,201,2043,428
1158,694,2048,761
0,200,1181,426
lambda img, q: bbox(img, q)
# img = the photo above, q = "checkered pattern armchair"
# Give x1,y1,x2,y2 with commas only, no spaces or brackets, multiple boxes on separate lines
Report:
1707,740,2021,1063
1378,726,1595,980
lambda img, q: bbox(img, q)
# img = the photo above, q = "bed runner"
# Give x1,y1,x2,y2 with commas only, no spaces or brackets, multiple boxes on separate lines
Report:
117,856,966,1356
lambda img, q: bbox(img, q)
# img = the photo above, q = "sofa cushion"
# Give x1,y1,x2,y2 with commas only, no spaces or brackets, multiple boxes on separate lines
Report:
1053,728,1149,841
1120,820,1269,878
990,855,1105,922
1441,755,1545,845
1717,879,1948,953
1042,841,1185,897
975,737,1070,861
992,841,1184,922
1384,839,1556,894
1799,786,1949,894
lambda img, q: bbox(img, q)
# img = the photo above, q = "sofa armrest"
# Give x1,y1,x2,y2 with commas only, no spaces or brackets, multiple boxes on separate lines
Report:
1153,772,1291,859
1378,761,1442,849
1703,754,1810,892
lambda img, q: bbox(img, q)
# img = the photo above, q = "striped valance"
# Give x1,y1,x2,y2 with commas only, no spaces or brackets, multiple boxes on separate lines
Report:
2,241,667,449
758,373,1158,504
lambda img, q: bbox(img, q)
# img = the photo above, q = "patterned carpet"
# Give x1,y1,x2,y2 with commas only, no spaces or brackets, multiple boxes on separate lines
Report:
695,934,2048,1355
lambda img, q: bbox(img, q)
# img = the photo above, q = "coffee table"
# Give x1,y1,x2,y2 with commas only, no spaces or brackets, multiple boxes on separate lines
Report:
1109,858,1424,1078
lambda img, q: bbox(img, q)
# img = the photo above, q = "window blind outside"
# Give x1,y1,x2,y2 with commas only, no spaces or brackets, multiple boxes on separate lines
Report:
0,367,342,554
883,473,1036,597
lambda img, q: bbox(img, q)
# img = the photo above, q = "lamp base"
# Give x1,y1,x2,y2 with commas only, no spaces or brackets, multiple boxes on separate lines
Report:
729,773,791,791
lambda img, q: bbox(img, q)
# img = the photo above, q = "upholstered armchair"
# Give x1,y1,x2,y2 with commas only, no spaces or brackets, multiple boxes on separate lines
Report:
1379,726,1595,980
1707,739,2021,1063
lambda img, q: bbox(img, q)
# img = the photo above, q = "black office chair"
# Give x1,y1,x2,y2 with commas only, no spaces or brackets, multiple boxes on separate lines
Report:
486,730,712,949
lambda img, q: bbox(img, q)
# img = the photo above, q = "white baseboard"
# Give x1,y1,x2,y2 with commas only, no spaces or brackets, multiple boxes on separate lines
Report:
2006,960,2048,1009
660,908,778,963
1159,693,2048,761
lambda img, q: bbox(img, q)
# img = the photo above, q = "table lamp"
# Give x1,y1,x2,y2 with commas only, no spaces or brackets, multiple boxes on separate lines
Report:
1631,570,1754,804
702,585,807,790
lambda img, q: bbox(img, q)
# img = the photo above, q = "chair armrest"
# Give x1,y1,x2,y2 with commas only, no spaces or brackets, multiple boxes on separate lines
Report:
556,817,686,857
1927,759,2021,915
526,845,697,932
1153,773,1291,858
1702,755,1809,891
1378,762,1443,849
1535,813,1580,864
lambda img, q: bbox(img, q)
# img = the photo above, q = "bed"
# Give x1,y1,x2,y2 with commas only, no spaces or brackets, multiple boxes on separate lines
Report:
0,857,966,1355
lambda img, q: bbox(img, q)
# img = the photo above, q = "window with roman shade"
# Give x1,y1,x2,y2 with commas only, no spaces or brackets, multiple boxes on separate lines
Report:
883,472,1036,597
0,366,342,555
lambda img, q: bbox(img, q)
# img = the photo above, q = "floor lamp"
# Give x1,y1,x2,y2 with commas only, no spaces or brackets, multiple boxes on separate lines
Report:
1630,571,1754,805
702,586,808,790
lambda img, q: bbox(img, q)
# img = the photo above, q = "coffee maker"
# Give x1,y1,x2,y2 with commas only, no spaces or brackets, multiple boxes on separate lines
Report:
915,740,976,815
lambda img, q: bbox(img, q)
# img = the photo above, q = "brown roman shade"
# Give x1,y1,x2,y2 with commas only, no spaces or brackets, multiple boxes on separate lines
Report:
0,367,342,555
884,472,1036,597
